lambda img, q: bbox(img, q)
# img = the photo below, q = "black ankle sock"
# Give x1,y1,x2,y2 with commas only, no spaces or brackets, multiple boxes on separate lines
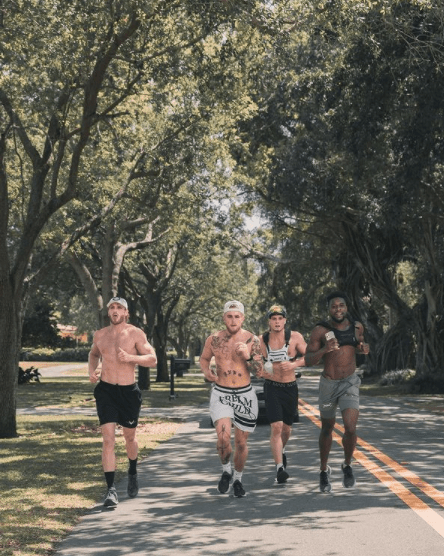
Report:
105,471,115,489
128,457,138,475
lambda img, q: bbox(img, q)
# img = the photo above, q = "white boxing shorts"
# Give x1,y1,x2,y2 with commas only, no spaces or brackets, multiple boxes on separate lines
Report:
210,383,258,432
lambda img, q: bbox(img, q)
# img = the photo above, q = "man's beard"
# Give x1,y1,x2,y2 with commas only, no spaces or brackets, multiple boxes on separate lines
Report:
111,315,125,325
331,315,345,323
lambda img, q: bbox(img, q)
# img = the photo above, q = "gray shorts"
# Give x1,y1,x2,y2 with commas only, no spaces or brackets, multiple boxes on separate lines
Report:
210,384,258,432
318,373,361,419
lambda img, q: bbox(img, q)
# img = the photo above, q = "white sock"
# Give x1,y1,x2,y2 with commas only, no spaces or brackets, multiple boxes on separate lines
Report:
233,469,243,482
222,463,232,475
277,464,284,472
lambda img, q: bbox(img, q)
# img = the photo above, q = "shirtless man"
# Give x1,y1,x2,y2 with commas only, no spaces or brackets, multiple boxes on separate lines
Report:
305,291,369,493
259,304,306,484
200,300,264,497
88,297,157,507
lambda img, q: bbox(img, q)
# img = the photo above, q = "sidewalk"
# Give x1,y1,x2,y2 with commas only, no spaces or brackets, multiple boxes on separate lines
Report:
55,405,332,556
53,375,444,556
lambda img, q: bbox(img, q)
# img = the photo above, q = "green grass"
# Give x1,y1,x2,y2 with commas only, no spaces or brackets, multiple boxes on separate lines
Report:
17,366,211,409
1,365,210,556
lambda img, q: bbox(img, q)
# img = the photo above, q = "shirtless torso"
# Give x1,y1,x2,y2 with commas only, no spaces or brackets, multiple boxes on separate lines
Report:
200,328,263,388
260,329,307,383
306,319,368,380
89,321,156,386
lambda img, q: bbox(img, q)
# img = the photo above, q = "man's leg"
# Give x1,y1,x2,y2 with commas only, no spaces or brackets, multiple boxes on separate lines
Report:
215,417,233,464
122,426,138,461
270,421,291,483
270,421,289,464
123,426,139,498
341,408,359,464
101,422,117,472
319,417,335,470
232,427,250,497
101,423,119,506
214,417,233,493
233,427,250,472
341,408,359,488
318,416,335,493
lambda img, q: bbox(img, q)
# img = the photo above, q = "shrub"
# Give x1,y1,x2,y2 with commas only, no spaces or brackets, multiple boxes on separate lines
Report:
20,347,89,362
378,369,416,386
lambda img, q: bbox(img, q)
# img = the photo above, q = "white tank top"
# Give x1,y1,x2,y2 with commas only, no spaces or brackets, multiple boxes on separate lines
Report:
267,343,291,363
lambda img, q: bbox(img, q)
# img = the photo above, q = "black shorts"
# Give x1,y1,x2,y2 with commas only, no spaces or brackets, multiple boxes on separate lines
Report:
94,380,142,428
264,380,298,426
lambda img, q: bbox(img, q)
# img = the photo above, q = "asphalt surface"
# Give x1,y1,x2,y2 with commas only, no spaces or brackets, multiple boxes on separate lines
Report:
48,368,444,556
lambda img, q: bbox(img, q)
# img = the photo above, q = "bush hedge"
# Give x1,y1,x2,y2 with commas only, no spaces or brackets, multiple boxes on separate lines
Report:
20,347,89,362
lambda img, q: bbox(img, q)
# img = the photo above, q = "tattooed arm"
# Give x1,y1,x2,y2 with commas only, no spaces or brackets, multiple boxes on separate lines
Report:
199,335,217,382
246,336,270,379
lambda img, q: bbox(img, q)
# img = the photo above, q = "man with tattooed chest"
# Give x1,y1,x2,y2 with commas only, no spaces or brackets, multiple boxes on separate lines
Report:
200,300,264,497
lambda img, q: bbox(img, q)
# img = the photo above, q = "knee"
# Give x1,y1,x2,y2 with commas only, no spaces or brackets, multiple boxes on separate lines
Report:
103,435,115,451
270,422,284,437
320,421,335,436
344,424,357,437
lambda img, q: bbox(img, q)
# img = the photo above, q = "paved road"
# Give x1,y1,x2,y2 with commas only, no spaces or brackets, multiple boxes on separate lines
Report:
53,374,444,556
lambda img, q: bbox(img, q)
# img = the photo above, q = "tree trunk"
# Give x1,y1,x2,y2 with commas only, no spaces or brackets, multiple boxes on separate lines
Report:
137,366,151,390
0,282,20,437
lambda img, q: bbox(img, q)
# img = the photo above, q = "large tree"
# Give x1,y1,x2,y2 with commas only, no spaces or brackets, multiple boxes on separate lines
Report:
0,0,281,437
238,0,444,380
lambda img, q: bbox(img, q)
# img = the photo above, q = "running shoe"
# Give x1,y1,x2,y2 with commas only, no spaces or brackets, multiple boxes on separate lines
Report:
233,480,246,497
342,464,356,488
217,471,232,494
276,466,289,484
127,473,139,498
319,465,332,493
283,452,287,469
104,485,119,507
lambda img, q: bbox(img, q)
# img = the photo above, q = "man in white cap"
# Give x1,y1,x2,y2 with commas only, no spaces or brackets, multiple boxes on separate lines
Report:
88,296,157,507
200,300,264,497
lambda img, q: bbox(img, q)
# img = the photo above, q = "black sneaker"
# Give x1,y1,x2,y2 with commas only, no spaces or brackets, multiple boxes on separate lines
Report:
104,485,118,507
319,465,332,493
217,471,232,494
233,479,246,497
342,464,356,488
277,466,289,484
282,452,287,469
127,473,139,498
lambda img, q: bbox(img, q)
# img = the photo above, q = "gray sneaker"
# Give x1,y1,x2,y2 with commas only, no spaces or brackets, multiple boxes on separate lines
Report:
104,485,118,507
127,473,139,498
342,464,356,488
319,465,332,493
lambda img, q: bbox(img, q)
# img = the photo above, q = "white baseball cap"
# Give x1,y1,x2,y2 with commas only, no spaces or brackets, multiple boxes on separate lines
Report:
223,300,244,314
107,297,128,310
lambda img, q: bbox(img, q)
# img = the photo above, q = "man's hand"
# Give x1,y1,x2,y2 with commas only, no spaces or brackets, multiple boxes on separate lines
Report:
235,342,250,360
324,332,340,353
358,342,370,355
89,369,100,384
117,347,133,363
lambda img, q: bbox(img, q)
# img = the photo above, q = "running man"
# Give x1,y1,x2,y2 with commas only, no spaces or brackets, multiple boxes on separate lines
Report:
88,297,157,507
305,291,369,493
259,304,306,484
200,300,264,497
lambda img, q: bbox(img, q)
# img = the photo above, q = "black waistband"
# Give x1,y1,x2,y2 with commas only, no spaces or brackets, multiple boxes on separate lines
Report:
99,380,137,390
265,380,297,388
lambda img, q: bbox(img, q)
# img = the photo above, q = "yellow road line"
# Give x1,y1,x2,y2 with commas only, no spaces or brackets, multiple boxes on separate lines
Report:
299,398,444,538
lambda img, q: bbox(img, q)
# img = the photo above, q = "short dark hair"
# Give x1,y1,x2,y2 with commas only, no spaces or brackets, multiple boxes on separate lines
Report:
326,291,349,306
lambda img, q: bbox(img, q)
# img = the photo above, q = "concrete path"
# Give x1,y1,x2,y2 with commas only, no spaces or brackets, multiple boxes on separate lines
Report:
53,375,444,556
